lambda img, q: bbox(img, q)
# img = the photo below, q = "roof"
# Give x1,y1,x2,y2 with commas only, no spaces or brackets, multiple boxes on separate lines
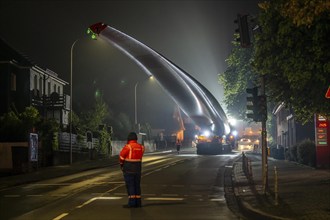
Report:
0,37,35,67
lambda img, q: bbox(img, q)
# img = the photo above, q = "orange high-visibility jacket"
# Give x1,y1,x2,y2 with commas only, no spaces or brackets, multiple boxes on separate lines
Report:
119,140,145,172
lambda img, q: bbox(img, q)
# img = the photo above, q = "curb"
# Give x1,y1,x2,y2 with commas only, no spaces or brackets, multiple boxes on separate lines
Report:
231,161,292,220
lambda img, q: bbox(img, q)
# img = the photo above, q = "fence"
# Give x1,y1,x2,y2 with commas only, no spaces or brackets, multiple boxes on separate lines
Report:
59,132,99,152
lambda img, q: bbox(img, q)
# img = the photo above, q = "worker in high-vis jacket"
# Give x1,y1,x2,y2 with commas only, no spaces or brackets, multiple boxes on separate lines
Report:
119,132,145,208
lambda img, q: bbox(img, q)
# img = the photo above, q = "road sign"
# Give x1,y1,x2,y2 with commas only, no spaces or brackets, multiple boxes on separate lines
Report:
315,114,330,168
326,86,330,98
29,133,38,162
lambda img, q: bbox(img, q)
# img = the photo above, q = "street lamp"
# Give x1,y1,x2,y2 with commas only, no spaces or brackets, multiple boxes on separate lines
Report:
70,39,79,164
134,76,153,132
70,32,98,164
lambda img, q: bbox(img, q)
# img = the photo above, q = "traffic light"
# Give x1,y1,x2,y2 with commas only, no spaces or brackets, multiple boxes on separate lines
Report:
234,14,251,48
246,87,259,121
246,87,267,122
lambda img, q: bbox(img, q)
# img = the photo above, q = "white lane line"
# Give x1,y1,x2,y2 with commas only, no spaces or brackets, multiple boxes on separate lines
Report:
76,183,126,209
210,198,225,202
144,158,173,166
76,197,97,208
76,196,123,208
23,183,70,189
144,197,184,201
98,196,123,200
52,213,69,220
4,195,20,197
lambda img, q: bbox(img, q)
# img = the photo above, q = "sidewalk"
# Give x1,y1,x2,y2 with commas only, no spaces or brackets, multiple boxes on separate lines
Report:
0,149,175,191
232,153,330,220
0,157,119,190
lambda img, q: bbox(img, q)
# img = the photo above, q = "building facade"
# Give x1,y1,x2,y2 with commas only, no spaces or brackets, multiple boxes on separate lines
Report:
272,102,314,149
0,37,69,126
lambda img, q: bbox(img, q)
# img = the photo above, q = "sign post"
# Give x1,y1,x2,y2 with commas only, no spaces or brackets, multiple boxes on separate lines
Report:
315,114,330,168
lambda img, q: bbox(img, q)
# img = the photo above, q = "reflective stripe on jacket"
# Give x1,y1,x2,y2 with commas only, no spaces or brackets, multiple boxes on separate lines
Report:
119,140,145,164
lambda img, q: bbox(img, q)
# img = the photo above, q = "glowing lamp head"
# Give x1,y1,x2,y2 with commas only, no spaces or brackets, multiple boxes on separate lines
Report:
202,130,211,137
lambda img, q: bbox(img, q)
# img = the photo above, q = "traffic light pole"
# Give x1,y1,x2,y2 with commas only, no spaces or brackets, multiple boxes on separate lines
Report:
261,75,268,193
236,14,268,192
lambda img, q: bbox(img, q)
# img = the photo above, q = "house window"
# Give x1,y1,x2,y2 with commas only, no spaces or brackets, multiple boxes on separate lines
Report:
53,84,56,93
11,73,16,91
57,86,61,94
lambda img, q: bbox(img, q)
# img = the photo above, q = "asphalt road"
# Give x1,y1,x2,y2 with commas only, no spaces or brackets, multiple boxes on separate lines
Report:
1,151,242,220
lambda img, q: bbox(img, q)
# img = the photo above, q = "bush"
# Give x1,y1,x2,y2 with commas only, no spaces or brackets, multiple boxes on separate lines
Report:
288,144,298,162
297,139,316,167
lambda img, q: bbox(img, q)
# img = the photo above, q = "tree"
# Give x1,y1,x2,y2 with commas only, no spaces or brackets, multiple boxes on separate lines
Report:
0,106,40,141
254,0,330,123
37,118,59,166
80,93,110,133
140,122,152,140
111,112,132,140
219,36,258,119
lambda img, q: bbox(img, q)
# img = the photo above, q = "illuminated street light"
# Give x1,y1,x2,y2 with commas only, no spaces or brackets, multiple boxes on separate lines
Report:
70,33,97,164
69,39,78,165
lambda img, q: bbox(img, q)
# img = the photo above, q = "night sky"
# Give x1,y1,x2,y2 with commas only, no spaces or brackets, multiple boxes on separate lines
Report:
0,0,260,130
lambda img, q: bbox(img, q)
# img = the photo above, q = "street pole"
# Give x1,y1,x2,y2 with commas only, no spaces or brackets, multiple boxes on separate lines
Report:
70,39,78,164
261,75,268,193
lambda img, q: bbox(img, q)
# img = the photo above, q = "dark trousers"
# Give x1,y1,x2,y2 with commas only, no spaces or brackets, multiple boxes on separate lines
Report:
124,172,142,207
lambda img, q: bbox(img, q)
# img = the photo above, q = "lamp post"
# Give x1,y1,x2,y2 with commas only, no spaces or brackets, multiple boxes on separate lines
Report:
70,39,79,164
134,76,153,133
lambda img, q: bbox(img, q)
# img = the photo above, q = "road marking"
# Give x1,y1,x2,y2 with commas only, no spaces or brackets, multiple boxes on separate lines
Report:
145,158,172,166
27,194,43,197
144,197,184,201
23,183,70,189
143,172,154,176
107,181,125,184
98,196,122,200
76,197,98,208
52,213,68,220
210,198,225,202
4,195,20,197
76,196,123,208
